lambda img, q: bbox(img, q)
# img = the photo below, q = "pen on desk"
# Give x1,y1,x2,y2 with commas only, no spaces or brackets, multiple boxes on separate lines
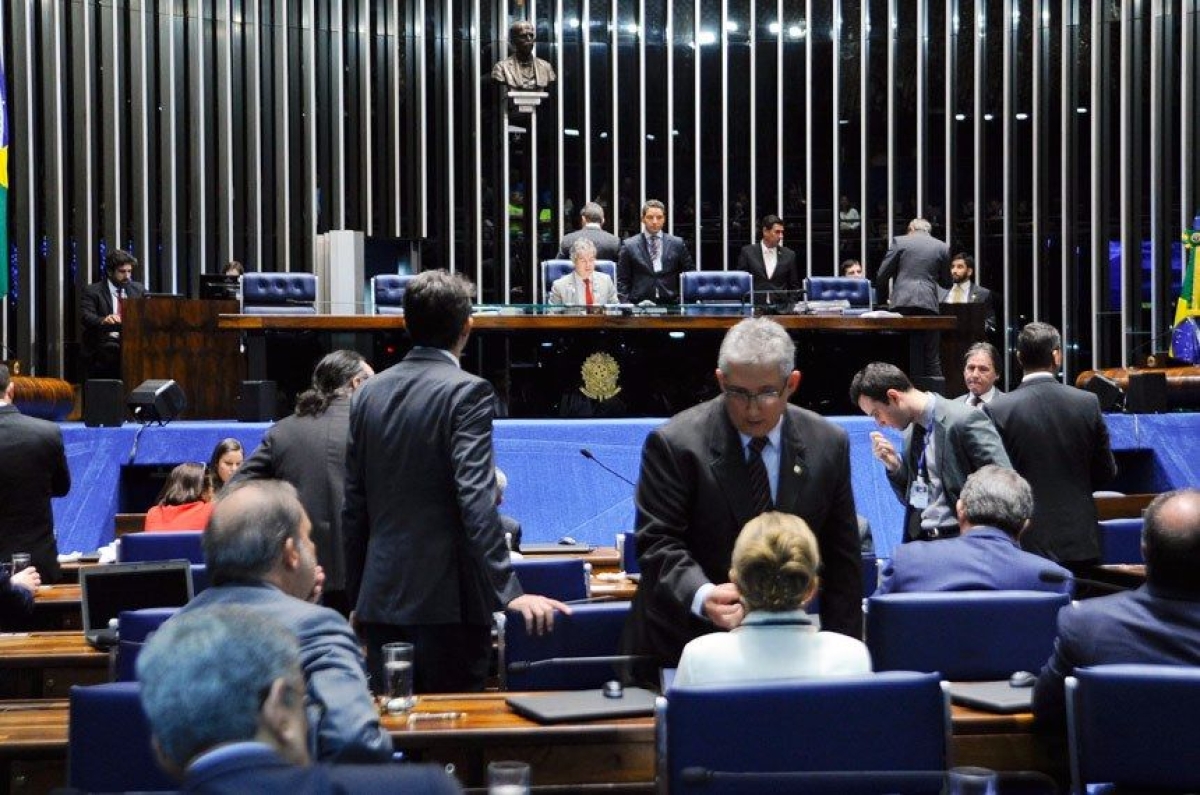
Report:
562,595,614,605
407,711,466,723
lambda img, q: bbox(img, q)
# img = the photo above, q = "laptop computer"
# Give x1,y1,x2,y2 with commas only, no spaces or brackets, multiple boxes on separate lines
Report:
947,680,1035,714
79,561,195,649
506,687,658,724
200,273,241,300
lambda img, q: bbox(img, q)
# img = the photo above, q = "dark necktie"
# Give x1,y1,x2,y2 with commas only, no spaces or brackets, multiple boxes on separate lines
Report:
583,278,593,306
116,288,125,317
748,436,772,515
909,423,928,478
968,394,981,408
648,235,662,262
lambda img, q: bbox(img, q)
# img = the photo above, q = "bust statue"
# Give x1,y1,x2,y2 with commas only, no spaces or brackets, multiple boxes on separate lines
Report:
491,20,556,90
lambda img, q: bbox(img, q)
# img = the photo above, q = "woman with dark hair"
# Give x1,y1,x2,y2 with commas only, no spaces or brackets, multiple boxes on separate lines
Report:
207,438,244,492
231,350,373,615
145,463,213,531
674,512,871,686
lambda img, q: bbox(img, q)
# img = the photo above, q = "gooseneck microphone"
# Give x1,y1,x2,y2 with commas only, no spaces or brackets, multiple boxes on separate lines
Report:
506,654,651,675
580,448,637,488
1038,569,1131,593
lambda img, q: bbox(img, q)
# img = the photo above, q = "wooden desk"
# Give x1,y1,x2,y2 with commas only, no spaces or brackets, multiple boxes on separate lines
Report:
1094,493,1155,520
0,633,110,699
29,586,82,632
0,700,69,795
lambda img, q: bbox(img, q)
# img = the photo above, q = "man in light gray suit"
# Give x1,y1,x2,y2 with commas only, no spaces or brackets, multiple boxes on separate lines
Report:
548,239,618,306
851,362,1011,543
877,218,951,379
176,479,392,763
231,350,374,616
955,342,1004,407
557,201,622,261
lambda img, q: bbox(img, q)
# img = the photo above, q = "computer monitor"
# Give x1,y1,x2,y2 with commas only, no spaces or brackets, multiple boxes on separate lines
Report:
199,274,241,300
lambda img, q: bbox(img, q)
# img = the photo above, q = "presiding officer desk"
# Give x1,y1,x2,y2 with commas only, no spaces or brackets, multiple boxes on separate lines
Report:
0,693,1055,793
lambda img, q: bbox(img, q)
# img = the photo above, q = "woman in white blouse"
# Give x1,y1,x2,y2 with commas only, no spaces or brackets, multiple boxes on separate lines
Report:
674,512,871,686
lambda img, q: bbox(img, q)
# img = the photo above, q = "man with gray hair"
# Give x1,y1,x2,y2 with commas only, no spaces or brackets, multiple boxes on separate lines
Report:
877,465,1071,594
548,238,618,306
558,201,621,261
139,606,459,792
623,318,862,675
876,217,951,380
175,480,392,763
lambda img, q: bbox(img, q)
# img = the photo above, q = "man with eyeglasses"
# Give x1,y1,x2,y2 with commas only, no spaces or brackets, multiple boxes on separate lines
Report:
623,318,863,677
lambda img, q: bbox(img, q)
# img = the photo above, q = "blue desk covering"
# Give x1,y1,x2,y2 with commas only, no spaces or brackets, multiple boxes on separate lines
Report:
53,413,1200,558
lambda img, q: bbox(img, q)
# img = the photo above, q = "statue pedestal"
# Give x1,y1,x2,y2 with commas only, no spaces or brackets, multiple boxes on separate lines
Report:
507,90,548,114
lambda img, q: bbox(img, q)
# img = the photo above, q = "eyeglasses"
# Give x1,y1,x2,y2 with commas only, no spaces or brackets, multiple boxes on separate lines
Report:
723,385,785,407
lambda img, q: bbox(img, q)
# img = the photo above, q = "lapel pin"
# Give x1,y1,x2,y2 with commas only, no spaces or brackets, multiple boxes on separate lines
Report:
793,463,803,475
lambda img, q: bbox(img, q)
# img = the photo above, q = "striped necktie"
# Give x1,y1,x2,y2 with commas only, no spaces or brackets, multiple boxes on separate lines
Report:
748,436,772,515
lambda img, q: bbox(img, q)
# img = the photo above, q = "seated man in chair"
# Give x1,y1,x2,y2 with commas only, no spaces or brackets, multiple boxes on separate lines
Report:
548,239,617,307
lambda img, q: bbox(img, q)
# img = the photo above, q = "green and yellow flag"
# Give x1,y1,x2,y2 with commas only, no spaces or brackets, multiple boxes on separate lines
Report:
1,53,9,298
1176,222,1200,326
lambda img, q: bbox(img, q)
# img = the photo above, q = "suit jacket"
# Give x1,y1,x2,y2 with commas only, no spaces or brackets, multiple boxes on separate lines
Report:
736,243,801,292
79,278,147,356
877,526,1072,594
876,232,950,313
954,387,1003,406
886,394,1012,541
179,583,392,763
987,377,1117,565
558,225,622,261
1032,585,1200,728
617,231,694,303
0,405,70,582
548,271,619,306
232,398,353,590
343,349,522,628
938,281,997,331
623,398,863,669
183,743,461,794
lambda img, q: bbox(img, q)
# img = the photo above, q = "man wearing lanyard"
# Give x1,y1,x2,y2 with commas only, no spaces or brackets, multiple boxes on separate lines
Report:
80,249,146,380
851,362,1011,542
616,199,694,304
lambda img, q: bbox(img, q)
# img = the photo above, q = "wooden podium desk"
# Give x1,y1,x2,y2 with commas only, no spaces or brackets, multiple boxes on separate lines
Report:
29,586,82,632
0,633,109,699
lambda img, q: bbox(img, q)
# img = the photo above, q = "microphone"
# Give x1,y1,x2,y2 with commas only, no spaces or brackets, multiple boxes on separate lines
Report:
506,654,651,674
580,448,637,488
680,768,947,788
1038,569,1131,593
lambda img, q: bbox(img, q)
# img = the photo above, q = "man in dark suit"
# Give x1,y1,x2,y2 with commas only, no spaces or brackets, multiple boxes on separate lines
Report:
139,605,460,793
956,342,1004,407
178,480,392,763
616,199,694,303
343,270,568,693
938,253,997,332
876,218,951,379
987,322,1117,571
0,364,70,583
557,201,622,261
1033,489,1200,728
623,318,863,674
878,465,1071,594
736,214,801,293
79,249,146,380
231,350,374,616
0,566,41,630
851,362,1010,543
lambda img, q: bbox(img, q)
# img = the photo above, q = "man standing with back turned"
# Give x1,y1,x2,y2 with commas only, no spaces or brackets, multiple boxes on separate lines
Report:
343,270,569,693
623,318,862,676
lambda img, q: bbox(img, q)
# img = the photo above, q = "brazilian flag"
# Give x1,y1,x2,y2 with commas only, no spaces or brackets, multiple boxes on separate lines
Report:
1,53,8,298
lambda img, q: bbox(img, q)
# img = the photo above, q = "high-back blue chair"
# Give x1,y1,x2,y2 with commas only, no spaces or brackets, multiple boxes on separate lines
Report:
372,273,416,315
659,672,951,794
805,276,873,308
620,531,639,575
1067,664,1200,794
116,607,180,682
500,601,630,690
69,682,176,792
680,271,753,314
241,271,318,314
866,591,1070,680
541,259,617,302
119,531,205,564
1098,518,1143,565
511,558,590,602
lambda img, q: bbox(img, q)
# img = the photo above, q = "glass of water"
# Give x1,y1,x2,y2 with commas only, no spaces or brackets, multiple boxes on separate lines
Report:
944,766,998,795
487,760,530,794
11,553,32,573
382,642,415,713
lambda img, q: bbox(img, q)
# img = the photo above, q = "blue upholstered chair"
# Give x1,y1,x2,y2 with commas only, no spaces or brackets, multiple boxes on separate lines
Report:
804,276,873,308
1067,664,1200,794
69,682,176,792
241,271,318,314
511,558,590,602
680,270,753,314
541,259,616,302
658,672,951,794
115,607,180,682
119,531,205,564
372,273,416,315
866,591,1069,680
1098,518,1143,565
500,601,630,690
620,531,639,575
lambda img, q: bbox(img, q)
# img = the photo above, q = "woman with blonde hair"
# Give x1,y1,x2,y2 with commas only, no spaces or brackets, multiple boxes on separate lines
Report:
674,512,871,686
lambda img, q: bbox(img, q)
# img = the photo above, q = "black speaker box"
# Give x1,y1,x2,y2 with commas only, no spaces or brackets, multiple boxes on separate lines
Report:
128,379,188,424
237,380,277,422
1082,374,1123,412
83,379,125,427
1125,372,1168,413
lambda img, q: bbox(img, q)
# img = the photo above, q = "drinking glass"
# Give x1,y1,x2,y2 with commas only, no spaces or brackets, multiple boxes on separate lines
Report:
381,642,415,713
